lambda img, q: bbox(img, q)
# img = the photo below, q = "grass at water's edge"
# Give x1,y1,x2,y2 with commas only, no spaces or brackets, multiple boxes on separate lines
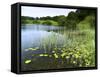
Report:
22,19,59,26
21,29,95,71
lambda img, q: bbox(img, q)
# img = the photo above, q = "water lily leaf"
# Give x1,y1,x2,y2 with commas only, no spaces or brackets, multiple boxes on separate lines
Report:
74,54,79,58
73,61,76,64
39,54,44,56
26,47,39,51
25,60,31,64
65,56,70,59
69,52,73,55
54,53,58,58
28,48,33,50
44,54,48,56
61,53,67,58
39,54,48,57
29,48,37,51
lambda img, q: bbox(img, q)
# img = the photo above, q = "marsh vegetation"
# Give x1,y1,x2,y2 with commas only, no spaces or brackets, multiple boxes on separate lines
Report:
21,9,96,71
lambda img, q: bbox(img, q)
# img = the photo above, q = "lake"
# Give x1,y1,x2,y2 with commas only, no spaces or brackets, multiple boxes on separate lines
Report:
21,24,65,58
21,24,95,71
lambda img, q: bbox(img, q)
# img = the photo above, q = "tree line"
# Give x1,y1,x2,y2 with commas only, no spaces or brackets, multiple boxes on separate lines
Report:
21,9,96,30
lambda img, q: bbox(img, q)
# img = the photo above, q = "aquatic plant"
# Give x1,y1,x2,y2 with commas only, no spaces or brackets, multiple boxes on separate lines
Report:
25,60,31,64
23,29,95,68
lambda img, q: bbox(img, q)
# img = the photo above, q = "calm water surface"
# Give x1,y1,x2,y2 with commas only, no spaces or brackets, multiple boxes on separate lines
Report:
21,24,65,56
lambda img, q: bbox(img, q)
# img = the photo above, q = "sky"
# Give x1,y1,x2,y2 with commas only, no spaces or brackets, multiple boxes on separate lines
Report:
21,6,76,18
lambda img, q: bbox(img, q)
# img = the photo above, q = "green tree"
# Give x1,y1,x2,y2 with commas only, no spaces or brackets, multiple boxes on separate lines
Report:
64,11,79,29
42,20,52,25
56,15,66,26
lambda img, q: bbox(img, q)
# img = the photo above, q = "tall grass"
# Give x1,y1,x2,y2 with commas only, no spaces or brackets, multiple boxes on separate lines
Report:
32,29,95,67
23,29,95,70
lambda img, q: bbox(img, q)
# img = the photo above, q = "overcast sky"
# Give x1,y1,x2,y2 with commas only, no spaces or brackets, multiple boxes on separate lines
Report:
21,6,76,18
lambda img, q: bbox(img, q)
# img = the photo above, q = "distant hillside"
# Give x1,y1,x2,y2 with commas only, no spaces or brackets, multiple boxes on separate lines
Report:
21,9,96,30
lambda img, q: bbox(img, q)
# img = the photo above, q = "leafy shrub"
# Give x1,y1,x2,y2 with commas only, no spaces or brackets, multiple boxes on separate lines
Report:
42,20,52,25
77,16,95,30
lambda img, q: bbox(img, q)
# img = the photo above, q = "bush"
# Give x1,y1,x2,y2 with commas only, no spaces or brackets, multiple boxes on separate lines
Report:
42,20,52,25
77,16,95,30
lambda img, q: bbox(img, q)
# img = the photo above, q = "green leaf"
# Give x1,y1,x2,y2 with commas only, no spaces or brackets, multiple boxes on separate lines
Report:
65,56,70,59
73,61,76,64
74,54,79,58
25,47,39,51
61,53,67,58
39,54,44,56
25,60,31,64
44,54,48,56
39,54,48,57
54,53,58,58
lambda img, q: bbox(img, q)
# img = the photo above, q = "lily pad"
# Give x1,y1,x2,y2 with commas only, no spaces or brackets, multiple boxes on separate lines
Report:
61,53,67,58
25,60,31,64
73,61,76,64
28,48,37,51
25,47,39,51
54,53,58,58
39,54,44,56
65,56,70,59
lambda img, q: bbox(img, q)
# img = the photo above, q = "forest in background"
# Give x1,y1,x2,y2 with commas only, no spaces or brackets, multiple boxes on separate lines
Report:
21,9,96,30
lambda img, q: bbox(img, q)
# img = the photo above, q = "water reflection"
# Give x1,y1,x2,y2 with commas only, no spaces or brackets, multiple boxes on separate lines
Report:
21,24,64,53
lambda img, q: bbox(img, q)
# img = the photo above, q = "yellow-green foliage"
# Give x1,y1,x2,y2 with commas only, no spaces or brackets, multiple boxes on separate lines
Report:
27,30,94,67
37,20,58,26
39,54,49,57
77,16,95,30
54,53,59,58
22,9,96,69
25,47,39,51
25,60,31,64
